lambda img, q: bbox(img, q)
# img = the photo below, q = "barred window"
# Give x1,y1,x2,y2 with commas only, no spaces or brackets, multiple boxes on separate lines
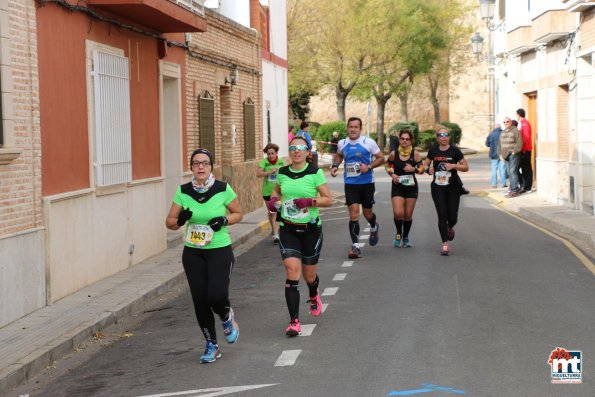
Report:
92,50,132,186
243,97,255,160
199,90,216,162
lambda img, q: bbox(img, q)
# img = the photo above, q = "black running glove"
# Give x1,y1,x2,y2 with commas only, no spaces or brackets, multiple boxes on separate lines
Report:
177,208,193,226
208,216,228,232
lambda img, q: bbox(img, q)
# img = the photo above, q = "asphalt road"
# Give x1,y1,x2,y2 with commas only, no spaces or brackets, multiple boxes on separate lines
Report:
9,156,594,397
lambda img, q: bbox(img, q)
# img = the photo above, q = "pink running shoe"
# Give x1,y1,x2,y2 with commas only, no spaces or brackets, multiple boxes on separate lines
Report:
309,293,323,317
285,319,301,337
440,242,450,256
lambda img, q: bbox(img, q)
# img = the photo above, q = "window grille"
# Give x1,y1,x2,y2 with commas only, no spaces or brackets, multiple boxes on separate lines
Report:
199,91,216,162
93,50,132,186
244,98,255,160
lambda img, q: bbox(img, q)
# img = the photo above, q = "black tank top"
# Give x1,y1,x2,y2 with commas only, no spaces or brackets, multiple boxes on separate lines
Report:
389,151,418,185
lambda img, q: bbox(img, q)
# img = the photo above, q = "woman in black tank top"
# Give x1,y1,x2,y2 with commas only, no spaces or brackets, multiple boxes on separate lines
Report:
385,129,424,248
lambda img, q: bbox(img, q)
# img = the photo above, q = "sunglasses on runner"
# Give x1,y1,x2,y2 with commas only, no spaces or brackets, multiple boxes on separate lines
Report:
289,144,309,152
437,132,450,138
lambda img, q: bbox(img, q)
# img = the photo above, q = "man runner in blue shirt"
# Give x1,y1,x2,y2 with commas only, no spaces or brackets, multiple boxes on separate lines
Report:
330,117,385,258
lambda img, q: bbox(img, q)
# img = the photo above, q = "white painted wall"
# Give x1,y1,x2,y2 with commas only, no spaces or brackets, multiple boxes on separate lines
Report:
261,0,288,156
0,230,45,327
216,0,251,28
43,182,167,302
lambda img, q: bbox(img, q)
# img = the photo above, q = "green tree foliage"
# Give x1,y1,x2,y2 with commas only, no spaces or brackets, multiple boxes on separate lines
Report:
315,121,348,153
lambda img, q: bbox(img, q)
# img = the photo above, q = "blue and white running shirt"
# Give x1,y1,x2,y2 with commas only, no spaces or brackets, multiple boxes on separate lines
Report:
337,136,381,184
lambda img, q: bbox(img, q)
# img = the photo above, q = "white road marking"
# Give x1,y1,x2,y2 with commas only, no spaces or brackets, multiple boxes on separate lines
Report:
299,324,317,336
322,303,328,313
320,216,350,222
364,227,370,232
333,273,347,281
274,350,302,366
359,234,369,239
322,287,338,296
360,242,367,248
342,261,354,267
136,384,278,397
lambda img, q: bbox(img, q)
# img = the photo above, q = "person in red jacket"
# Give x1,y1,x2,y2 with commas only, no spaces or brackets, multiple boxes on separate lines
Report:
516,108,533,193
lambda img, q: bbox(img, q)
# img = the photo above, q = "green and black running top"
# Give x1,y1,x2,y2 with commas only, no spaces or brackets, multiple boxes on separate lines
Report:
276,163,327,226
258,157,286,196
173,180,237,249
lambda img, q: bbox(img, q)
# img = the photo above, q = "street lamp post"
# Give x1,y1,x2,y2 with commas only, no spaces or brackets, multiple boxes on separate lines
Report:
473,0,502,130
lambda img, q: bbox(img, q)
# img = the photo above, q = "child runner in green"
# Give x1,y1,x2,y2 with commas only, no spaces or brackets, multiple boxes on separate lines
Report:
257,143,285,243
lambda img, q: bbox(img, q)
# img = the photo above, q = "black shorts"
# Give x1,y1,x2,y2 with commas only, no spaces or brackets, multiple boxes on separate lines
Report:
391,184,418,199
263,195,271,201
344,183,375,208
278,222,323,265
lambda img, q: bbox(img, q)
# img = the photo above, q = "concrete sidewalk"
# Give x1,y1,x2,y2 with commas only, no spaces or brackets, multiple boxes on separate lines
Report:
1,162,594,395
481,188,595,263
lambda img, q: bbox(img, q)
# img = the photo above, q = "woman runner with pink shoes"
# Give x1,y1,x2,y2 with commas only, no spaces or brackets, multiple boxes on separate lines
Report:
267,136,333,336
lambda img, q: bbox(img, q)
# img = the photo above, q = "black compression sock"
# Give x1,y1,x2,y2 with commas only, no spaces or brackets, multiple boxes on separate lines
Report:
306,275,319,298
368,213,377,229
285,279,300,320
394,218,403,236
349,220,360,244
404,220,413,237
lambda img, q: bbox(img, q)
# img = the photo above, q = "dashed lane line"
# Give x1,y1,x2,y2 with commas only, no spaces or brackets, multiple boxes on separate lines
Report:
341,261,354,267
360,234,369,239
299,324,317,336
322,303,328,313
274,350,302,367
332,273,347,281
322,287,338,296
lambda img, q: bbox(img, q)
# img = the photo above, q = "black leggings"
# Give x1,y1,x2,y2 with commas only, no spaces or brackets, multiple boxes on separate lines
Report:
430,184,461,242
182,245,235,345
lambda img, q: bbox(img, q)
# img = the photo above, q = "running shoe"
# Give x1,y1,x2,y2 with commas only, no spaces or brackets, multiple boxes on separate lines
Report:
369,223,380,246
402,237,411,248
447,228,455,241
309,293,322,317
221,308,239,344
440,242,449,256
285,319,301,337
200,341,221,363
392,234,402,247
273,235,280,244
348,244,362,259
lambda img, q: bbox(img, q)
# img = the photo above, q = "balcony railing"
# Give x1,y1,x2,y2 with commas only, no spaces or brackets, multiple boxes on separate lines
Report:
173,0,204,16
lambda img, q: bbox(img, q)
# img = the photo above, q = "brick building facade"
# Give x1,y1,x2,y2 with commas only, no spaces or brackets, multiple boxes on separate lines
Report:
0,0,44,327
185,9,263,214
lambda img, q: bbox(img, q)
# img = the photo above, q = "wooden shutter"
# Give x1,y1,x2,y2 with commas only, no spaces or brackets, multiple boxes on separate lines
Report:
243,98,255,160
199,91,216,162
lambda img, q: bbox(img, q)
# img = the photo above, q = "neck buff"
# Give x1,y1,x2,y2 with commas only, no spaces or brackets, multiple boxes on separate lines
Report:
269,156,278,165
192,173,215,193
398,145,412,156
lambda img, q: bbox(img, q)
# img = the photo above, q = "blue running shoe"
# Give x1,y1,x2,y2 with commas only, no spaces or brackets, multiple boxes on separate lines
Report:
369,223,379,246
200,341,221,363
403,237,411,247
392,234,402,248
221,308,239,344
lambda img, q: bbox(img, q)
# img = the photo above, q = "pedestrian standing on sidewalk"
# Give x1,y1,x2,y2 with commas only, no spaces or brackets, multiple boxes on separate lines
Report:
330,117,385,259
499,117,523,197
485,123,506,188
385,128,424,248
516,108,533,193
423,126,469,256
165,148,243,364
257,143,285,243
330,131,339,164
268,136,333,336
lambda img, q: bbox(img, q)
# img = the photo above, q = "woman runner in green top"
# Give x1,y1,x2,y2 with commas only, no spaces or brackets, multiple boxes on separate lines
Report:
166,148,243,363
256,143,285,243
267,136,333,336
